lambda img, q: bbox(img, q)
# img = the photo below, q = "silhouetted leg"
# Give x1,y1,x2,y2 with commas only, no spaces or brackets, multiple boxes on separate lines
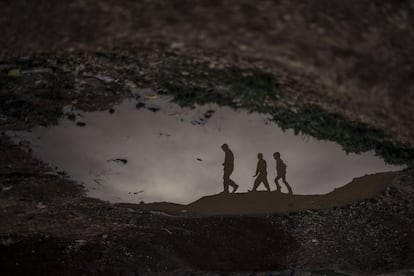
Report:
251,177,261,191
257,175,266,190
228,179,239,193
222,178,229,193
223,168,235,193
274,176,282,192
263,176,271,191
252,175,269,191
223,171,230,193
282,175,293,194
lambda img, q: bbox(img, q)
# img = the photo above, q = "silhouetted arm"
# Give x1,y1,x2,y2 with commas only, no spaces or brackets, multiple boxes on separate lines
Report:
253,163,259,177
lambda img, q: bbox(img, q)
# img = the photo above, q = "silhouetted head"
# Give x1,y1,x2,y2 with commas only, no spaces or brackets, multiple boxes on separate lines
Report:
273,152,281,159
257,153,263,159
221,143,229,151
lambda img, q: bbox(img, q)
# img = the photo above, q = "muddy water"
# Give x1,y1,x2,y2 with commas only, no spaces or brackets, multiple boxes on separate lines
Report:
9,95,402,204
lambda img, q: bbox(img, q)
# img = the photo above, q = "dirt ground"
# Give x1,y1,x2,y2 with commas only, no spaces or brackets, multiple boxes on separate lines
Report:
121,172,399,215
1,1,414,275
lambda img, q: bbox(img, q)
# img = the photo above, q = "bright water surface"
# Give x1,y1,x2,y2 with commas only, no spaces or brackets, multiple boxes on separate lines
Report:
9,95,402,204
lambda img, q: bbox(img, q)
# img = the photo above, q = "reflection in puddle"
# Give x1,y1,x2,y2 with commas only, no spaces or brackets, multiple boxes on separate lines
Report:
10,96,402,204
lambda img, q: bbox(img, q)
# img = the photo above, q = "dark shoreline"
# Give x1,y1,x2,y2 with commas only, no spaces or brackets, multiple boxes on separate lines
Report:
117,171,399,216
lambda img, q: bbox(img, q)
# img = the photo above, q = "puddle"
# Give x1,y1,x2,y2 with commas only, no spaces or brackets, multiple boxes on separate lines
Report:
8,95,403,204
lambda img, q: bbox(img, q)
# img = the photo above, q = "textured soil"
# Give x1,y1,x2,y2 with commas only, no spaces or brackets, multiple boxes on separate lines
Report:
120,172,399,215
1,1,414,275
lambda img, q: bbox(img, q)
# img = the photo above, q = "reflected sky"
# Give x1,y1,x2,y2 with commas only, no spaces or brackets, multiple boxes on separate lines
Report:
9,96,403,204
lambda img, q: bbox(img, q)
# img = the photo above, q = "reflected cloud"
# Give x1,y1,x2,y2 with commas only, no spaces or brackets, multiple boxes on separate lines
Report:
9,98,403,204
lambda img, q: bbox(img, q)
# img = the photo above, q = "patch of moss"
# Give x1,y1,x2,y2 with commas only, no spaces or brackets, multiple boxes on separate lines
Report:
160,55,282,107
0,61,74,128
158,58,414,165
3,54,413,165
268,105,414,165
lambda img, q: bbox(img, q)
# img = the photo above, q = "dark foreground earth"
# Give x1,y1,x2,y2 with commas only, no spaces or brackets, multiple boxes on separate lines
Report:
1,1,414,275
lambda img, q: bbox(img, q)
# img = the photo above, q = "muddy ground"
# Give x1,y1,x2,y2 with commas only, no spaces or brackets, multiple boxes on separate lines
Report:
1,1,414,275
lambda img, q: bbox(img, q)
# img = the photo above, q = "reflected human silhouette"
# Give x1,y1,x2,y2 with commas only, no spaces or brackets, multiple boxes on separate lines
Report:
221,144,239,193
250,153,271,192
273,152,293,194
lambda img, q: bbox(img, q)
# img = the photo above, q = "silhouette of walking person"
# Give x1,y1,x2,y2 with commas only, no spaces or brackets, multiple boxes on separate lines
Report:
221,144,239,193
273,152,293,194
250,153,270,192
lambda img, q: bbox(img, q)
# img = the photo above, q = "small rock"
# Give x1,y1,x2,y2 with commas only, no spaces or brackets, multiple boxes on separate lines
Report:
1,238,14,246
125,80,137,89
36,203,47,209
7,68,20,77
21,68,53,75
170,42,184,49
75,240,87,246
0,64,18,72
191,118,207,125
162,228,172,235
144,94,158,100
109,108,115,114
136,102,146,109
102,234,108,240
1,185,13,192
135,87,154,98
62,105,74,114
95,74,114,83
157,89,168,95
197,158,203,162
1,238,15,246
67,114,76,121
204,109,215,119
76,122,86,127
146,104,160,112
108,158,127,164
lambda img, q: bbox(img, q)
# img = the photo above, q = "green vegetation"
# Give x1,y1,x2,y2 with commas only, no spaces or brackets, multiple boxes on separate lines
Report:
0,62,73,128
2,54,413,165
159,56,414,165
